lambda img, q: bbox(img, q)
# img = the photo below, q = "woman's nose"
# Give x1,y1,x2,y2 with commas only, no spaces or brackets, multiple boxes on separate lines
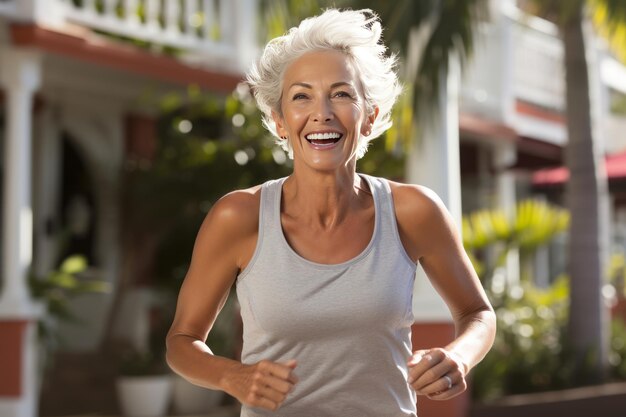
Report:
312,99,334,122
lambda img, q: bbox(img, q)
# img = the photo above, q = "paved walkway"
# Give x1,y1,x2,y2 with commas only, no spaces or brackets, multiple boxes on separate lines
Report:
63,405,241,417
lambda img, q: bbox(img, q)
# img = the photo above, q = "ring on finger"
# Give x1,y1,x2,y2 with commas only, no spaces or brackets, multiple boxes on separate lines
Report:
443,375,453,390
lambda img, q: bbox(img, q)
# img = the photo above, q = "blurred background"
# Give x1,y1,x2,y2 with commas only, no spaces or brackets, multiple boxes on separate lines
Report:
0,0,625,416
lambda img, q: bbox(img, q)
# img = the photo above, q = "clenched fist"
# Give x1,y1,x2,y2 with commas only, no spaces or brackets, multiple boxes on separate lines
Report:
407,348,468,400
223,359,298,411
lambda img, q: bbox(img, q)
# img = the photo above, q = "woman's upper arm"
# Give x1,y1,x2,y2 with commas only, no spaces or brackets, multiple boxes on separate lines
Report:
167,190,259,343
393,184,492,320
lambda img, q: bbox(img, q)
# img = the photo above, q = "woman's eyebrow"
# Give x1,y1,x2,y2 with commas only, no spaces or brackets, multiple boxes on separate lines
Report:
289,82,312,90
288,81,354,90
330,81,354,89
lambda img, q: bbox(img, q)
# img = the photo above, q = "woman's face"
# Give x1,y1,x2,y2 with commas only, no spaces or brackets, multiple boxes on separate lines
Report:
272,49,376,172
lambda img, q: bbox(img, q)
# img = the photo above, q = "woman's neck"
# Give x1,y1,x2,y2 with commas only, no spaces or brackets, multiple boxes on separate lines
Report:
282,166,368,230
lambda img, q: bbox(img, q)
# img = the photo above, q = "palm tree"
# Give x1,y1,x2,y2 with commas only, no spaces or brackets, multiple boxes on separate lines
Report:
522,0,626,383
559,0,610,384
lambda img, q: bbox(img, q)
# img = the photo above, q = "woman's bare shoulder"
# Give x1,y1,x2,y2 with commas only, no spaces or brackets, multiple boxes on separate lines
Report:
385,179,451,261
191,184,264,272
206,184,263,236
386,179,444,220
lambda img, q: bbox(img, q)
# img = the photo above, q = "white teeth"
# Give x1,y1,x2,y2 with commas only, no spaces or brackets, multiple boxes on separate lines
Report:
305,132,342,140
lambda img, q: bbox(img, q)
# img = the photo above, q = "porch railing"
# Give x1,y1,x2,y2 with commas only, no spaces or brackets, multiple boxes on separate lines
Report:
510,10,565,112
0,0,258,72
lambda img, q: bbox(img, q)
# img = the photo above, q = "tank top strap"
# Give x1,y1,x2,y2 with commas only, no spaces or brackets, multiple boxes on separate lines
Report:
360,173,394,234
259,176,287,242
361,174,416,269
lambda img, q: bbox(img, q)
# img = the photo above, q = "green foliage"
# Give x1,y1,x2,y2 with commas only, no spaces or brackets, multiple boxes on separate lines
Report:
466,201,626,401
118,85,292,366
260,0,332,41
28,255,110,361
591,0,626,61
348,0,489,125
610,318,626,379
29,255,109,325
471,277,579,401
462,199,569,286
462,200,550,399
608,252,626,296
472,270,625,402
128,85,292,294
463,200,570,252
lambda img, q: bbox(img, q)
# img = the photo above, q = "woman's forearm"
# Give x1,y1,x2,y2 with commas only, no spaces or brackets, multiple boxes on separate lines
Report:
165,333,240,392
446,308,497,374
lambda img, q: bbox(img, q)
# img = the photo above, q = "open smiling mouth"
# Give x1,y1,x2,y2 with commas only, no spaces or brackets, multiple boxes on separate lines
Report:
304,132,343,148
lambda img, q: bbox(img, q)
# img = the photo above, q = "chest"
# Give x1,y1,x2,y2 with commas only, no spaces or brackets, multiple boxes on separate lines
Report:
279,208,375,265
237,244,415,341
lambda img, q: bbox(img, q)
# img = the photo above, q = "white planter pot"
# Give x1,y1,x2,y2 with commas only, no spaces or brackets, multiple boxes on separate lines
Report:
116,375,173,417
171,375,224,415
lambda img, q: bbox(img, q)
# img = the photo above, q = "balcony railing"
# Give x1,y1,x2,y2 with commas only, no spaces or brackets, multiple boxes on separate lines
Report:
460,4,566,125
511,13,565,112
0,0,257,72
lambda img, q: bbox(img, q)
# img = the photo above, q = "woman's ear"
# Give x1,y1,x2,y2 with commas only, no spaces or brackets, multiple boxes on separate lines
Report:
271,110,288,139
361,106,379,136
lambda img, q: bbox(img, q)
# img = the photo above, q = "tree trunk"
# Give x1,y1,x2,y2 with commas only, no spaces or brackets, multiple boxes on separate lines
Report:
561,5,610,383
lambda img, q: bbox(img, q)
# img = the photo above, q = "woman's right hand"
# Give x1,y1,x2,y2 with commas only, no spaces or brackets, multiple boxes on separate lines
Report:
224,359,298,411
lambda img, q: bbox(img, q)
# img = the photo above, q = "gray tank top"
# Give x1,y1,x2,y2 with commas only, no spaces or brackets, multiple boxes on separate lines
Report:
236,174,418,417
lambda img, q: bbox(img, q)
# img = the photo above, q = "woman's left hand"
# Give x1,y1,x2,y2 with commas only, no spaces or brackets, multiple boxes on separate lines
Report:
407,348,468,400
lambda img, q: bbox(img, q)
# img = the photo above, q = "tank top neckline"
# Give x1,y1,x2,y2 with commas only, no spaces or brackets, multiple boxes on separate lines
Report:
273,173,380,269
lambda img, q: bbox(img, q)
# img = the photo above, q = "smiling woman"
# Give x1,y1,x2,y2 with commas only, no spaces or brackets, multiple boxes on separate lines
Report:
247,8,400,160
270,49,377,171
165,8,496,417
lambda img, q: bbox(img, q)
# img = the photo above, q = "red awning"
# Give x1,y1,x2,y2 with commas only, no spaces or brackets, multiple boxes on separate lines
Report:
533,150,626,186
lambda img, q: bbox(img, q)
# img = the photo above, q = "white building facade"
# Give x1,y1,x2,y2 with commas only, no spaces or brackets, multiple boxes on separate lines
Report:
0,1,257,416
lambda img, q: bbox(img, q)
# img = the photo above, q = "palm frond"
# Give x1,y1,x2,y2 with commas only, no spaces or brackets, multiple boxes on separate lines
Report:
590,0,626,61
347,0,488,136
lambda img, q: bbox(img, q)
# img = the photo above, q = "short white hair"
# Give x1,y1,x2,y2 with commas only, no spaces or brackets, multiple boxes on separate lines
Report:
246,8,402,159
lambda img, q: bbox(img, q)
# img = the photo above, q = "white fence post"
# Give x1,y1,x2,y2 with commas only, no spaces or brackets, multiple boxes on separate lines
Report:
235,0,258,72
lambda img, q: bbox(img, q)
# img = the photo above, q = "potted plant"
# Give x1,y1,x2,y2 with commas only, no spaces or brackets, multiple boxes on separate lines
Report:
115,296,173,417
116,347,173,417
29,254,109,376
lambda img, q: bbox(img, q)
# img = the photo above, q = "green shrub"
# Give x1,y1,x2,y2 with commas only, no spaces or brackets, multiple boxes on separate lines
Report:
610,318,626,380
472,277,576,401
465,203,626,401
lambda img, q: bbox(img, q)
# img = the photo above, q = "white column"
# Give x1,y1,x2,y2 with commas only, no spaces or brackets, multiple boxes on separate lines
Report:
494,143,520,287
234,0,258,72
406,55,462,322
0,47,43,417
33,106,63,278
493,0,516,124
0,48,41,316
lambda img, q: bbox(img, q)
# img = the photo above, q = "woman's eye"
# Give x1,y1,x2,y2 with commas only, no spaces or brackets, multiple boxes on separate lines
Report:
292,93,308,100
334,91,352,98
